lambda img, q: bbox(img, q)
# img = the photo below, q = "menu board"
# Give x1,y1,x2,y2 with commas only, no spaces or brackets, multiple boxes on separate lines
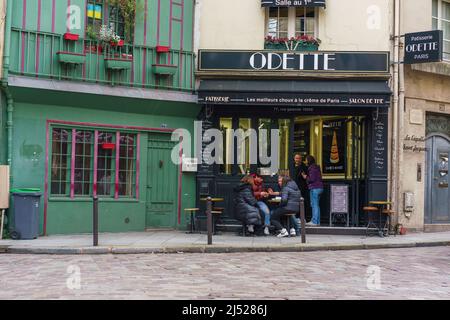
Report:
330,185,349,214
293,122,310,158
322,119,347,174
372,113,388,175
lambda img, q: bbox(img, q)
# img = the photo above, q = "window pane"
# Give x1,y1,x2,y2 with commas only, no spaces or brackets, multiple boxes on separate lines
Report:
119,134,136,197
433,0,438,17
259,119,272,168
268,7,289,38
97,132,115,196
443,1,450,20
278,119,291,173
220,118,233,175
237,119,252,175
51,129,71,195
74,131,93,196
296,7,315,36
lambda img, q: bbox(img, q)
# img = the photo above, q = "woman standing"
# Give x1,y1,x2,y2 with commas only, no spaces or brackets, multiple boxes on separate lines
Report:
302,155,324,226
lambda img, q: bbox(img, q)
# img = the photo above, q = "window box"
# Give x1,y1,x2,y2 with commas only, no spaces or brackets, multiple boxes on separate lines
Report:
64,33,80,41
152,64,177,75
110,40,125,47
56,52,86,64
101,143,116,150
84,44,103,54
156,45,170,53
104,58,133,70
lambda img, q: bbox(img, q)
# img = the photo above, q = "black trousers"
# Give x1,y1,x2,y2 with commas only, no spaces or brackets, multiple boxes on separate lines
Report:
271,208,292,231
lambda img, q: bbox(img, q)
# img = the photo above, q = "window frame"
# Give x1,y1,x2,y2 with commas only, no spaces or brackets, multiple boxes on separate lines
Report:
433,0,450,61
49,126,139,200
265,6,319,39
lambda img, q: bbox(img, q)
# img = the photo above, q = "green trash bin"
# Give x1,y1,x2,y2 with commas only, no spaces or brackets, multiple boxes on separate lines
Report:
10,188,42,240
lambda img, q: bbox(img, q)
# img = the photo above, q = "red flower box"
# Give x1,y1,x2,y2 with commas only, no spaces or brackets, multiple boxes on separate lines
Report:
101,143,116,150
111,40,125,47
156,45,170,53
64,33,80,41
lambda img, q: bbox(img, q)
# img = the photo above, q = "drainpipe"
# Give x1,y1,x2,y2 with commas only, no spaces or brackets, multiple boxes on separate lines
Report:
1,0,14,183
391,0,400,226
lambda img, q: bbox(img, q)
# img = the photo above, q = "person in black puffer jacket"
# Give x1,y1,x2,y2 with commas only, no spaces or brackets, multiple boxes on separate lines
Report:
270,176,302,238
234,175,262,233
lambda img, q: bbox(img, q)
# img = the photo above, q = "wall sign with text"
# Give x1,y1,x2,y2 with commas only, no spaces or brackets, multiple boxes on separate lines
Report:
198,50,390,74
261,0,326,7
404,30,443,64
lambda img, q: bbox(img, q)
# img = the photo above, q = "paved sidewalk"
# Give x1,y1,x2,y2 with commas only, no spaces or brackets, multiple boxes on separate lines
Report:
1,230,450,254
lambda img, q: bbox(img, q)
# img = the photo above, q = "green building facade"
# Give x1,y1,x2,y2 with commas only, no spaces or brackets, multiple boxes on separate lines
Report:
1,0,199,235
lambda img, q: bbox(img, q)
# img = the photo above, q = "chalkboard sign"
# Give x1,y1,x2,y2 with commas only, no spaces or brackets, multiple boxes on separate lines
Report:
371,113,388,176
330,184,349,227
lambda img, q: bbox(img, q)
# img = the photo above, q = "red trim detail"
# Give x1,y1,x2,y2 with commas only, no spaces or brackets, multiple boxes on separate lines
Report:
115,132,120,199
179,0,185,88
52,0,56,33
101,143,116,150
36,0,42,77
56,51,86,57
152,63,177,68
70,128,76,199
136,134,141,200
47,120,176,133
93,131,98,197
44,122,50,236
67,0,71,33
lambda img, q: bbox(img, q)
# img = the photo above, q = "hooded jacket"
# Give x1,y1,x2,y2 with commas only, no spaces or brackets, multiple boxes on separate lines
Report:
234,183,262,226
280,180,302,213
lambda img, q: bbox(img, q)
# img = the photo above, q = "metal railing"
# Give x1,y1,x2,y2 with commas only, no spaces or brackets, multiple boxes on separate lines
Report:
9,28,196,92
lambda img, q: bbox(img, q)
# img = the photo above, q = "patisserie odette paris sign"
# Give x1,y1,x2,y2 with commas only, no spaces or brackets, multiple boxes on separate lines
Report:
198,51,390,73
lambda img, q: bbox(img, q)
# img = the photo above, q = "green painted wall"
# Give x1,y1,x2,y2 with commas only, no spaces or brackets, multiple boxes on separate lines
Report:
0,93,5,164
10,0,195,51
10,92,199,235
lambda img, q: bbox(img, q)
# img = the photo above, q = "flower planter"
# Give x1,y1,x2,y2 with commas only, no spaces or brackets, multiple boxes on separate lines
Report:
101,143,116,150
264,43,319,51
156,45,170,53
110,40,124,47
152,64,177,75
56,52,86,64
84,44,103,54
104,58,132,70
64,33,80,41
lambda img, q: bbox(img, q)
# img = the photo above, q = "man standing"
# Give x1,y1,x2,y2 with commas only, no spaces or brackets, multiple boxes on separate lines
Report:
292,154,311,220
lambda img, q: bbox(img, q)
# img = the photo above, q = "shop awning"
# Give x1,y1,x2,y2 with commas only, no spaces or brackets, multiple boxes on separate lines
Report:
261,0,326,7
198,80,392,108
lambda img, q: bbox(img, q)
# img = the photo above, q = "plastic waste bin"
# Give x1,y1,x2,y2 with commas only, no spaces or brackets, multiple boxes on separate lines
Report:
10,189,42,240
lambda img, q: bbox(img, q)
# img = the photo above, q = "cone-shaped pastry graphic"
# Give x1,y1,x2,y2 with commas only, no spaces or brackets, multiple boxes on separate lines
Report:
330,131,340,164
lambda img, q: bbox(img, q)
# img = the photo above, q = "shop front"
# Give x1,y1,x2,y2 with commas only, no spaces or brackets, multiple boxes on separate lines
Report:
196,50,392,229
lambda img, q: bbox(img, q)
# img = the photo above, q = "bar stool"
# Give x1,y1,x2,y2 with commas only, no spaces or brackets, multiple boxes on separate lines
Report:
382,209,395,236
363,206,379,236
184,208,199,234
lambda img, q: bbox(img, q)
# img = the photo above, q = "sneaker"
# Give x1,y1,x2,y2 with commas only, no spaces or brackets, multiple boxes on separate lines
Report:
306,221,317,226
290,228,297,236
247,225,254,233
277,229,289,238
264,226,270,236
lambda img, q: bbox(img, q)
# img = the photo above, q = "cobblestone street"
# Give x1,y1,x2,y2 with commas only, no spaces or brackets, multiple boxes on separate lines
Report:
1,246,449,300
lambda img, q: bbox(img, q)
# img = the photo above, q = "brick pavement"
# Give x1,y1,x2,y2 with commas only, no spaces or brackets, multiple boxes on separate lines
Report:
0,247,449,300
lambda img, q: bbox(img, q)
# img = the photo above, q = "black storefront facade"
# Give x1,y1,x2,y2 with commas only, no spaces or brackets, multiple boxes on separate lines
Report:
195,50,391,230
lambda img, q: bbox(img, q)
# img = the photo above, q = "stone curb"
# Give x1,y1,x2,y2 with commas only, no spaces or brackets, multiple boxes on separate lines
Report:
1,240,449,255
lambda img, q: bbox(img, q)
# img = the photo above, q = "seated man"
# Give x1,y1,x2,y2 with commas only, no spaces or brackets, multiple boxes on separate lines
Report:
251,174,272,236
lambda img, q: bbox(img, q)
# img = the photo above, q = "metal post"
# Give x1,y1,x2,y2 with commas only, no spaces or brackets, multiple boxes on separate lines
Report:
206,197,213,245
0,210,4,240
93,197,99,247
300,197,306,244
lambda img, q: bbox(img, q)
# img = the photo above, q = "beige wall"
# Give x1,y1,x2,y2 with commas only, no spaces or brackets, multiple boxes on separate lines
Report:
397,0,450,230
196,0,393,52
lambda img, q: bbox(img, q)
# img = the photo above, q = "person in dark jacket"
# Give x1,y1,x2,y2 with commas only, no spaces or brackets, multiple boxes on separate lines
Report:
234,175,262,234
269,176,302,238
292,153,311,220
301,155,324,226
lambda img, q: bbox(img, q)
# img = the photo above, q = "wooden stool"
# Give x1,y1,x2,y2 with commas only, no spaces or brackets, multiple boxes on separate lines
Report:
382,209,395,236
211,210,223,235
184,208,199,234
284,212,297,237
363,206,379,236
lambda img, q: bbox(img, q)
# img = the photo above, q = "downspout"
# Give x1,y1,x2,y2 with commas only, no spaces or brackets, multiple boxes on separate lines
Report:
1,0,14,183
391,0,400,225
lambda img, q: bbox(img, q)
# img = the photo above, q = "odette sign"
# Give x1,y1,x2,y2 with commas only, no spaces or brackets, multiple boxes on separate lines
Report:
404,30,443,64
198,50,390,74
